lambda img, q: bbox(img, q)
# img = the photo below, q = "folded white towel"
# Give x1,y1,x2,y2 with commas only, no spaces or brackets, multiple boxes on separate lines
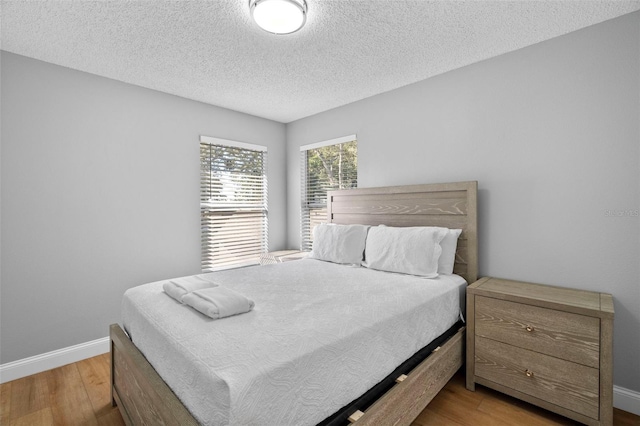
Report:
163,276,217,303
182,286,255,319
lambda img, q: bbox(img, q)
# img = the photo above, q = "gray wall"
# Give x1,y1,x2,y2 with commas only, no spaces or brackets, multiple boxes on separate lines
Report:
287,12,640,391
0,51,287,363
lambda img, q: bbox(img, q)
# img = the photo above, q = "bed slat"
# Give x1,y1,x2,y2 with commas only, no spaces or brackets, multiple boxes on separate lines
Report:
348,410,365,423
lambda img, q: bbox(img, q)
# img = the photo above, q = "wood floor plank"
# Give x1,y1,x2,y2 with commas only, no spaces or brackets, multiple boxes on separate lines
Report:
612,408,640,426
78,353,125,426
10,407,54,426
0,380,12,424
46,363,98,426
476,392,574,426
96,406,126,426
9,371,49,419
416,378,514,426
77,353,112,412
412,407,465,426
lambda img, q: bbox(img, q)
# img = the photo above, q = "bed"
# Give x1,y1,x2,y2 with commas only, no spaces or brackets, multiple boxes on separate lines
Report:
110,181,478,425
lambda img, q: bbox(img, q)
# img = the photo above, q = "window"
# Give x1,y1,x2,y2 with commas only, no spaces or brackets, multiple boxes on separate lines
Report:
200,136,268,271
300,135,357,251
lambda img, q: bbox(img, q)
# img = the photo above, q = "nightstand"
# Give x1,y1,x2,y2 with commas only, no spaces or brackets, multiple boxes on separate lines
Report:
466,277,614,426
259,250,307,265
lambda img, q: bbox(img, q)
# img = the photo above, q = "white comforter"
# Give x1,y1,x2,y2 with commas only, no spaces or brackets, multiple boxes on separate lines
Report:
121,259,465,426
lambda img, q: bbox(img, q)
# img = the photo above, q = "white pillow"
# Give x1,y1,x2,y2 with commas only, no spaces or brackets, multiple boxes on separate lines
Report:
438,229,462,275
309,223,369,265
363,226,448,277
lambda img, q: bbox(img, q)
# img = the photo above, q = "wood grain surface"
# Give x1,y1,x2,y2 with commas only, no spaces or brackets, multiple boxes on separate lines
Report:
467,277,616,426
475,336,599,419
328,181,478,283
475,296,600,367
0,353,124,426
354,327,465,426
110,324,199,426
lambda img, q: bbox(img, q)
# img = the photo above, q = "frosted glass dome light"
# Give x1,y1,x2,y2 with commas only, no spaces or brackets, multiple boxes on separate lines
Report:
250,0,307,35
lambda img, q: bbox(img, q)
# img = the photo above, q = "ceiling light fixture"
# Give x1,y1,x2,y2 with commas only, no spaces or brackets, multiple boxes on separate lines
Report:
250,0,307,35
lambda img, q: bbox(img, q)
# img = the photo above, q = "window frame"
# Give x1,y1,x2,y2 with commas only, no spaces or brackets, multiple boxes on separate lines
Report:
200,135,268,271
300,134,357,251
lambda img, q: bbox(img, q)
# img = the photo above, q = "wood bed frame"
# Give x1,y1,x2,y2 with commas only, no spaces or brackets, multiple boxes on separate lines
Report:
110,181,478,426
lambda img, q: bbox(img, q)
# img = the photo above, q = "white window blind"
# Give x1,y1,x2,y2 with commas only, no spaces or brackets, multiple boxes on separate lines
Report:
300,136,357,251
200,137,268,271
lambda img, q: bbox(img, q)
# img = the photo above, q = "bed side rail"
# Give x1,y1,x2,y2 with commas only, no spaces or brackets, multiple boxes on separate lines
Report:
350,326,465,426
110,323,199,426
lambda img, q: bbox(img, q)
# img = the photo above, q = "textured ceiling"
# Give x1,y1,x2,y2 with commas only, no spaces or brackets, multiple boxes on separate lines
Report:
2,1,639,123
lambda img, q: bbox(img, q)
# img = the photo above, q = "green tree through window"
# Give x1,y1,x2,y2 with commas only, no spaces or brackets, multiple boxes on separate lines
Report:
301,139,357,250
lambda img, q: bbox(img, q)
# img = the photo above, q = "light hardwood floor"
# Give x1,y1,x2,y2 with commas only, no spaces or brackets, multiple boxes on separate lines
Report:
1,354,638,426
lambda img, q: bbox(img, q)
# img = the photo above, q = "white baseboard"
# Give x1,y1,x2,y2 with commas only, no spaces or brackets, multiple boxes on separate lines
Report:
0,336,109,384
614,384,640,416
1,336,639,417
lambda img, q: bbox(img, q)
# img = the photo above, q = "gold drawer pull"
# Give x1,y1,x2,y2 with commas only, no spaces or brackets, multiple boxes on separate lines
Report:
525,369,534,378
525,325,534,332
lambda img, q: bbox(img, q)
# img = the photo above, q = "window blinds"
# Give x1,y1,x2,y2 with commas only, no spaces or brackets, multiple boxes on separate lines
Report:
200,139,268,271
300,138,357,251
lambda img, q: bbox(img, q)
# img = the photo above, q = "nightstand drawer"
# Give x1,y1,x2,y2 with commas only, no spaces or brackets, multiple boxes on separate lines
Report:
475,296,600,368
475,336,599,419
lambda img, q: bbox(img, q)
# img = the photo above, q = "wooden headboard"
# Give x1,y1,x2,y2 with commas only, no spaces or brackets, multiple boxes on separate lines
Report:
327,181,478,283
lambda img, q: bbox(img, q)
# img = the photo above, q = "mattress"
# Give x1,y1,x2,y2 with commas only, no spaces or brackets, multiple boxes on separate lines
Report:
121,258,466,426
